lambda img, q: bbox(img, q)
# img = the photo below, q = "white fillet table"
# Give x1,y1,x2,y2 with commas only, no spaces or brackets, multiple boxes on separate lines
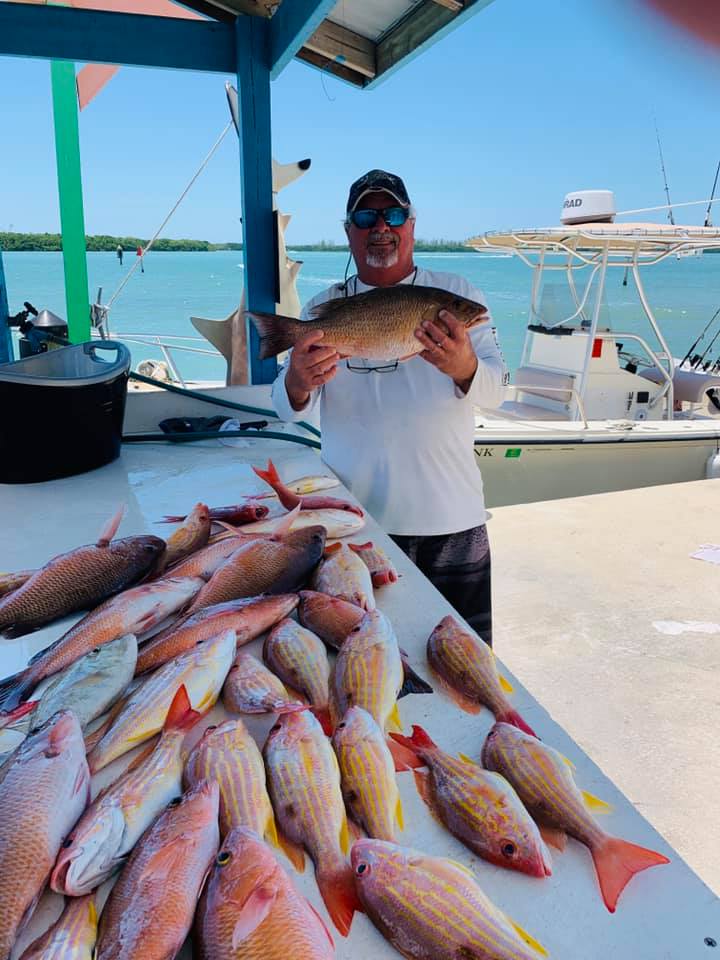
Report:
1,438,718,960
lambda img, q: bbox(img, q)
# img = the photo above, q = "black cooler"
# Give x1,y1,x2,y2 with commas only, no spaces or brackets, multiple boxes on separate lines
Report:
0,341,131,483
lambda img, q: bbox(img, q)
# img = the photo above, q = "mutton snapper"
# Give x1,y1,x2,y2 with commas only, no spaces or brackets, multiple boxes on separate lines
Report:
351,839,548,960
427,615,536,736
0,576,202,711
96,779,219,960
184,718,282,845
51,685,202,895
195,827,336,960
332,707,403,843
389,725,551,877
88,629,235,773
18,894,97,960
263,710,360,937
0,711,90,960
249,284,487,362
482,722,669,912
135,594,299,675
0,507,165,639
185,525,325,614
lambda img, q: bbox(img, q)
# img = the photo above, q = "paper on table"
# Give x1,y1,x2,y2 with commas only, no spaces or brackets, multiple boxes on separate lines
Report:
690,544,720,565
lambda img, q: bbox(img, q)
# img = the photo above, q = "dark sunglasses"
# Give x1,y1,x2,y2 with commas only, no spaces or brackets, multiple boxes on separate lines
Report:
349,206,410,229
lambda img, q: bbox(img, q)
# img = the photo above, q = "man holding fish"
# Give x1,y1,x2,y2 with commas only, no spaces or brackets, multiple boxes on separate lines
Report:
264,169,505,644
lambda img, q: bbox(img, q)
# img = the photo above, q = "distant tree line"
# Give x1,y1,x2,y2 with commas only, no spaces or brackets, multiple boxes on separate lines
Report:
0,232,471,253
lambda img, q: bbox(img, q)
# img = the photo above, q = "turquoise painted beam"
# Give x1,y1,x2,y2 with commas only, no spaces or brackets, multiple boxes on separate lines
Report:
235,16,277,385
0,247,12,364
269,0,337,80
0,2,235,73
51,60,90,343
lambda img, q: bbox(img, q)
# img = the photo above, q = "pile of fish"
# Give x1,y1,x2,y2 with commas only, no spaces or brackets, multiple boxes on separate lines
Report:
0,464,670,960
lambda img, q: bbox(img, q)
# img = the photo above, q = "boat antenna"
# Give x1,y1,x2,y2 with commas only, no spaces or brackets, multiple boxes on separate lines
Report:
705,160,720,227
654,117,675,225
679,304,720,368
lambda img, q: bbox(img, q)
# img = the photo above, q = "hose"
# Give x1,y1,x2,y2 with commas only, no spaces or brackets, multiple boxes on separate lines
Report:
122,428,321,450
128,370,321,438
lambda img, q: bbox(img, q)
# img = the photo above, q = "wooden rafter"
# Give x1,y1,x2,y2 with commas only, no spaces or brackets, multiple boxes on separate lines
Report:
304,19,375,78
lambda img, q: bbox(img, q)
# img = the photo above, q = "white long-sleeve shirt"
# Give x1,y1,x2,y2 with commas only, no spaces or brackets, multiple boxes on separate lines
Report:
271,267,505,536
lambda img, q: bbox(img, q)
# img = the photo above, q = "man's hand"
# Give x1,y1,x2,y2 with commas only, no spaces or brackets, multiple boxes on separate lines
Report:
285,330,340,410
414,309,479,393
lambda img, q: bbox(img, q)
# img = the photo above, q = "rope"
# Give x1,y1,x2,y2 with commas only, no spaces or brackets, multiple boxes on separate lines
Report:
616,198,720,218
105,121,234,311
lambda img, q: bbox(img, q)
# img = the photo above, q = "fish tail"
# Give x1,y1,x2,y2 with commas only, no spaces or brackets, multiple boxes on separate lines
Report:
253,460,300,512
97,503,126,547
311,705,333,736
591,835,669,912
398,661,433,698
386,732,427,772
247,311,304,360
389,724,436,753
163,684,202,731
497,708,538,739
0,668,36,712
316,860,362,937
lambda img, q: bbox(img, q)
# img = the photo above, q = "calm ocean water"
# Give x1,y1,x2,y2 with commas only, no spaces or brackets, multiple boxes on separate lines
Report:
5,250,720,379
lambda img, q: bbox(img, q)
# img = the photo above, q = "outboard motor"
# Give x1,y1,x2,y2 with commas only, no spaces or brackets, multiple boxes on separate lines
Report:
9,302,69,357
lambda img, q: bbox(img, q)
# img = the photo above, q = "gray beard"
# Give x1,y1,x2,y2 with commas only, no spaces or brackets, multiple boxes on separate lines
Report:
366,246,399,269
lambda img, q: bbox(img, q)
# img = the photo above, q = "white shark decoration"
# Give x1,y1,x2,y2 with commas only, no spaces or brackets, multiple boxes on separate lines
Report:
191,83,309,384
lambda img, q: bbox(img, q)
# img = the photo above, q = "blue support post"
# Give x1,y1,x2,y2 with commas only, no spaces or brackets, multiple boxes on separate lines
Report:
0,247,12,363
269,0,337,79
236,15,277,385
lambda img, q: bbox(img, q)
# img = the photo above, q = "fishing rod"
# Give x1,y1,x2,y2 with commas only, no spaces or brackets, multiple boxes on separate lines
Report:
679,304,720,368
705,160,720,227
654,118,675,225
694,320,720,370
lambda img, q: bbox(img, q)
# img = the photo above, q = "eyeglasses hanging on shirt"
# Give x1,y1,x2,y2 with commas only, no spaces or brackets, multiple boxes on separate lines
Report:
341,267,418,374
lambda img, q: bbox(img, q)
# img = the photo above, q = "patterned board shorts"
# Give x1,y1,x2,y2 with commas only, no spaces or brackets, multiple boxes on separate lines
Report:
390,524,492,647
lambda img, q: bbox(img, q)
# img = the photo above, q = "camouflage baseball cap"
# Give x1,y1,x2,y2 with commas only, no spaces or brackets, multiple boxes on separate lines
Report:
346,169,411,212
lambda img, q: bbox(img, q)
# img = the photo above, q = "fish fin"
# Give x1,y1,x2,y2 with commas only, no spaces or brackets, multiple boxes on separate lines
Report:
164,684,202,732
591,836,669,913
0,669,36,712
87,897,98,928
496,708,538,739
498,674,514,694
387,702,402,733
247,311,304,360
311,706,333,737
538,824,567,852
398,660,433,697
560,753,576,770
97,504,126,547
323,543,343,557
277,830,306,873
252,458,282,488
316,862,362,937
264,811,281,850
386,734,426,772
395,793,404,832
428,666,482,715
582,790,613,814
142,839,192,879
347,541,373,552
269,504,302,539
391,724,436,752
0,699,37,726
505,917,548,956
458,753,476,766
339,815,350,855
305,898,336,949
231,882,278,946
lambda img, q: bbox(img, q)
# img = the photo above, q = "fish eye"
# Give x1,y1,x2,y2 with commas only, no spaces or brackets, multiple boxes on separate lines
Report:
206,725,217,732
355,861,370,877
62,836,73,848
337,722,346,729
270,723,282,733
216,850,231,866
169,797,182,807
501,841,517,859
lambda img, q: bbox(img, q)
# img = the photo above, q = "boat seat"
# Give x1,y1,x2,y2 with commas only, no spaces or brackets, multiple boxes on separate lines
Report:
513,365,577,403
495,399,572,421
640,365,720,404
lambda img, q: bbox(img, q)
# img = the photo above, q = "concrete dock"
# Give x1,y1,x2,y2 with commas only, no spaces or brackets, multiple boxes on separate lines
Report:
491,478,720,895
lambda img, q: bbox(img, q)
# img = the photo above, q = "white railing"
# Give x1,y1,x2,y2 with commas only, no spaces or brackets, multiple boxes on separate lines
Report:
504,382,590,428
100,332,222,387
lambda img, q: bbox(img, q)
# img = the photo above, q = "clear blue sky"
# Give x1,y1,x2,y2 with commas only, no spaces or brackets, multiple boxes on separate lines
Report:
2,0,720,244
